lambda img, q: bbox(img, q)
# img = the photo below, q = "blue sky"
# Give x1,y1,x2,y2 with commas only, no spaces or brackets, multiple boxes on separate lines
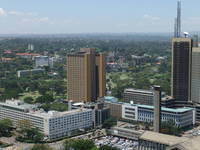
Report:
0,0,200,34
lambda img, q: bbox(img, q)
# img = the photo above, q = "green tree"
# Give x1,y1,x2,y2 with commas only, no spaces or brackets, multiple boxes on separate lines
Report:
0,119,13,137
36,94,54,103
16,127,44,143
24,96,34,104
63,139,97,150
161,120,182,136
99,145,119,150
31,144,53,150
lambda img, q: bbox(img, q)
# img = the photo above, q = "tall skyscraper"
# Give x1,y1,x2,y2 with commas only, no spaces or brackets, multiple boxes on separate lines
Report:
174,1,181,38
67,48,106,102
191,47,200,104
171,38,192,103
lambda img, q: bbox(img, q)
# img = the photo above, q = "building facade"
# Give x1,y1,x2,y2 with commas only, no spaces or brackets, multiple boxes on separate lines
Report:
67,48,106,102
0,100,94,140
191,47,200,104
35,56,49,67
171,38,192,103
105,100,195,128
123,88,154,105
17,69,45,78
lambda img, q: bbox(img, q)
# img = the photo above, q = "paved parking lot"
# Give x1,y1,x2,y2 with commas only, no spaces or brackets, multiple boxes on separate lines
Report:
94,136,138,150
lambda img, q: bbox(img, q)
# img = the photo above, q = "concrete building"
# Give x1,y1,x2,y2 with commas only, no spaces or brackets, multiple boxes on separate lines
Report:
138,131,200,150
0,100,94,140
192,35,199,47
191,47,200,104
123,88,154,105
138,131,188,150
105,97,195,127
171,38,192,103
152,86,161,133
35,56,49,67
17,69,45,78
95,103,110,127
67,48,106,102
109,122,144,140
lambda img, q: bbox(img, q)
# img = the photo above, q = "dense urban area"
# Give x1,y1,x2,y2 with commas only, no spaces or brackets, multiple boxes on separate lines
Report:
1,1,200,150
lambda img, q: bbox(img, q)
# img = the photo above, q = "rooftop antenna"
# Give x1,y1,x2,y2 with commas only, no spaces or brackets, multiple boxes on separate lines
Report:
174,1,181,37
183,32,189,38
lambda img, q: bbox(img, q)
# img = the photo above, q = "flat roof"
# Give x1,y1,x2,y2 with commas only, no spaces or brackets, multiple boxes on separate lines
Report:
137,104,194,113
124,88,153,94
172,136,200,150
140,131,188,146
30,108,92,119
0,101,37,110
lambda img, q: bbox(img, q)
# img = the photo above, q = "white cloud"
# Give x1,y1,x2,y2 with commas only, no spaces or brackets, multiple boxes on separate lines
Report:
21,17,52,24
0,8,6,16
8,11,38,17
143,14,160,21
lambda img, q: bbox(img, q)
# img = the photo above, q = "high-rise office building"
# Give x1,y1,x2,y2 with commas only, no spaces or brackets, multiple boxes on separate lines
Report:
191,47,200,104
67,48,106,102
171,38,192,103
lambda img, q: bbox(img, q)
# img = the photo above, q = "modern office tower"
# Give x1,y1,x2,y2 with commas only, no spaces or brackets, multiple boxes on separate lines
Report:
171,38,192,103
67,48,106,102
191,47,200,104
152,86,161,133
123,88,154,105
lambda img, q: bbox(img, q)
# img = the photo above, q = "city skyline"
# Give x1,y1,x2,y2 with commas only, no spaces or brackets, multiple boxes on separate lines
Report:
0,0,200,34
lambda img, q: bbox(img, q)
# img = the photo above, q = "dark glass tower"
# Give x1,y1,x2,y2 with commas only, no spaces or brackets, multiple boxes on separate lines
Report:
171,38,192,103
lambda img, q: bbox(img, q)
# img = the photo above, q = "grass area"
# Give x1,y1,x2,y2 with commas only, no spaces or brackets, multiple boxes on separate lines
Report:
41,102,68,112
19,91,41,101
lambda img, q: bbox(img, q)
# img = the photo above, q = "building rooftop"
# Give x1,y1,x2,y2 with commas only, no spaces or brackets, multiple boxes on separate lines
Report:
0,100,37,111
137,104,194,113
31,108,91,119
140,131,188,146
104,96,194,113
169,136,200,150
16,53,40,56
124,88,153,95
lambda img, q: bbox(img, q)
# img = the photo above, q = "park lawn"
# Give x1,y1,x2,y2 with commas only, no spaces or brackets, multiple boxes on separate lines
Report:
19,91,41,101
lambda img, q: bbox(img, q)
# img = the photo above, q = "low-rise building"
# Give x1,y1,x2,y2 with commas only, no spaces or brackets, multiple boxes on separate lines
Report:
0,100,94,140
104,97,122,119
138,131,188,150
108,122,144,140
17,69,45,78
123,103,195,127
105,97,196,128
35,56,49,67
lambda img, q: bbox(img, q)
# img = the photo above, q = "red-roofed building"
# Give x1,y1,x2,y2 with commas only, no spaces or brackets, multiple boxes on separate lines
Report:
16,53,41,59
4,50,13,54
